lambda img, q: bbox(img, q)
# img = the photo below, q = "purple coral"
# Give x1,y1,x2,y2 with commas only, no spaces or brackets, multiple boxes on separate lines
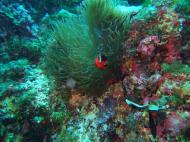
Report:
158,111,190,136
137,36,160,58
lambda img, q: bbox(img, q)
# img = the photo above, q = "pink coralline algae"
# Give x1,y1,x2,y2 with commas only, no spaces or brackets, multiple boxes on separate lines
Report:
157,111,190,137
164,112,182,135
164,37,180,63
137,36,160,58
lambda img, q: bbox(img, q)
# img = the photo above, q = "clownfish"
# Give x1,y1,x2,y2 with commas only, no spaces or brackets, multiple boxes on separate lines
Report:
95,54,108,70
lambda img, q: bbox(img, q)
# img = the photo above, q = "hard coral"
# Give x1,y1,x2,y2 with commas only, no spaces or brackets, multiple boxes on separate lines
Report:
163,111,190,136
137,36,160,58
164,37,180,63
69,92,88,108
0,1,38,37
157,7,180,35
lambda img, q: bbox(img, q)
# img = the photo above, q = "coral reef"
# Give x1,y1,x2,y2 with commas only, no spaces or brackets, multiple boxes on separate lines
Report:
0,0,190,141
0,1,38,38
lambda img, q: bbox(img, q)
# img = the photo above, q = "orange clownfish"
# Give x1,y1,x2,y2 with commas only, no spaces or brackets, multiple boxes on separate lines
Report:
95,54,107,70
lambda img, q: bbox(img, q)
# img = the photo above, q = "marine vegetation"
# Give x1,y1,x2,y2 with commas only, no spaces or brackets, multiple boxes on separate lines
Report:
0,0,190,141
46,0,130,95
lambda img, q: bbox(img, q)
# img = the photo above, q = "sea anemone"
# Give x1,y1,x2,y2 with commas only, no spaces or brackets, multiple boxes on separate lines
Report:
45,0,130,95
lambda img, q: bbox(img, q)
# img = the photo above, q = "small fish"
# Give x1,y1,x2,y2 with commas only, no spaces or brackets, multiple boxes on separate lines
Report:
125,99,148,109
95,54,107,70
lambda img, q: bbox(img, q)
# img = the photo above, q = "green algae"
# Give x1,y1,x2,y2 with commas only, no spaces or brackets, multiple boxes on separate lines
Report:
162,61,190,75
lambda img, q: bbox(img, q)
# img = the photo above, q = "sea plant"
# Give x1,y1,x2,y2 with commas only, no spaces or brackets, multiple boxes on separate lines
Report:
53,126,76,142
46,0,130,95
161,61,190,75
